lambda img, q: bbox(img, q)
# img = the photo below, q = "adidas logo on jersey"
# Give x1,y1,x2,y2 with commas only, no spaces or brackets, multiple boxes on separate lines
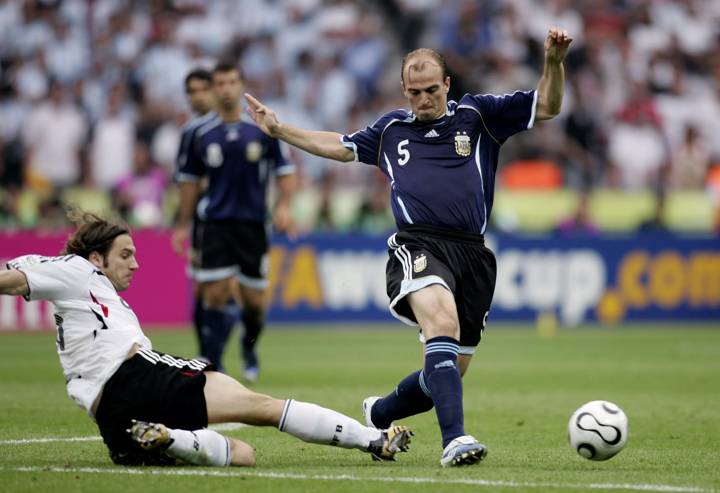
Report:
424,129,440,138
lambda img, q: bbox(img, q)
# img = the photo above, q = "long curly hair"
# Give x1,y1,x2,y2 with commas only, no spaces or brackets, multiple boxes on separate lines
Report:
62,209,129,261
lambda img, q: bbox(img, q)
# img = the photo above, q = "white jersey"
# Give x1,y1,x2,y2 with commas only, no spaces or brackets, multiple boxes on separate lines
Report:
7,254,152,417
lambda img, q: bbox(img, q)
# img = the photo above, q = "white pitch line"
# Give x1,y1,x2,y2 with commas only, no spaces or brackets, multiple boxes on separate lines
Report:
3,466,714,493
0,424,247,446
0,437,102,445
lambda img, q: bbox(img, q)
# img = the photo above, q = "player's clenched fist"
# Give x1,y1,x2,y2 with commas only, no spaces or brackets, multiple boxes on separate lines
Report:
544,27,572,64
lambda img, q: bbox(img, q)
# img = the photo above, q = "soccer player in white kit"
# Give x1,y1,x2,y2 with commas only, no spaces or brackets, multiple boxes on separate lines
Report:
0,211,412,466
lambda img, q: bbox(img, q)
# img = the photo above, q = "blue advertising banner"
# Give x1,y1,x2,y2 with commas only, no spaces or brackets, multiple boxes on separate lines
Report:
266,233,720,325
2,230,717,329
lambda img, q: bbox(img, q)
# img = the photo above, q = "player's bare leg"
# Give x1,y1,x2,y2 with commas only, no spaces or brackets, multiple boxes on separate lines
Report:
203,371,412,461
458,354,473,376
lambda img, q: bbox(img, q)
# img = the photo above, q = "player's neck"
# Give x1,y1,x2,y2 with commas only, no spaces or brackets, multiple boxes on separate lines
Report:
219,107,242,123
417,108,446,122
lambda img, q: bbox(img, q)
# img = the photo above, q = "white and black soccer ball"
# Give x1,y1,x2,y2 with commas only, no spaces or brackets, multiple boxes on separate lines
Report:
568,400,628,461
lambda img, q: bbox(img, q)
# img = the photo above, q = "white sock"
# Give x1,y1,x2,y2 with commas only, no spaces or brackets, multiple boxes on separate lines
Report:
278,399,381,451
165,428,231,466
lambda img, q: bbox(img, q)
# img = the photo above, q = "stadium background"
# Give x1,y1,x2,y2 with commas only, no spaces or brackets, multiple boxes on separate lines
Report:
0,3,719,492
0,0,718,329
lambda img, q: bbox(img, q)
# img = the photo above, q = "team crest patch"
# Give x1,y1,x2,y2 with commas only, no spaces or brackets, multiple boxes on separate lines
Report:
454,131,471,157
246,141,262,162
206,143,224,167
413,254,427,273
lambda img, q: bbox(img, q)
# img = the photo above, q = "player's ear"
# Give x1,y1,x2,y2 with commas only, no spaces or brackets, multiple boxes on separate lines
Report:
443,76,450,93
88,251,103,268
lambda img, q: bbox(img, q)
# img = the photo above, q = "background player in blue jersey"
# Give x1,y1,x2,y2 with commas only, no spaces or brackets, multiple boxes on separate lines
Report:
174,62,296,381
172,68,216,361
245,27,572,466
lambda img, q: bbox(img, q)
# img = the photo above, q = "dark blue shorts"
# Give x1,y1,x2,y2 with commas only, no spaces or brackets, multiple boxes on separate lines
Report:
386,224,497,349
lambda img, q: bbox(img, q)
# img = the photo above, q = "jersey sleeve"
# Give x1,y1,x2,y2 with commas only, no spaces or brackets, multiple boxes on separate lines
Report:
461,90,538,143
342,110,409,166
176,127,204,182
268,138,295,176
7,254,93,301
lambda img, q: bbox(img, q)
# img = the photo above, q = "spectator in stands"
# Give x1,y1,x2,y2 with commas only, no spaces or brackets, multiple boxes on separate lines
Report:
90,83,135,190
0,136,24,226
607,81,669,189
21,80,87,190
113,140,168,228
554,189,600,236
352,171,394,234
0,0,719,231
637,190,670,234
669,125,711,189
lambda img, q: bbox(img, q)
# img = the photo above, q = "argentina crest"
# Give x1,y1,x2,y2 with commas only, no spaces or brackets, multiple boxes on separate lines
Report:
206,142,224,167
413,253,427,273
454,131,471,157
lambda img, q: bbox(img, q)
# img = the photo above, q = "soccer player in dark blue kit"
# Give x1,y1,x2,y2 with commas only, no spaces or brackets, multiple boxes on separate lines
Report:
172,68,216,359
175,62,296,380
245,27,572,466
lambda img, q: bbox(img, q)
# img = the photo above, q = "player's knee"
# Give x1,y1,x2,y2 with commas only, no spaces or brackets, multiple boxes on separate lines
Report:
240,392,284,426
203,282,230,309
241,289,266,312
256,394,284,425
424,311,460,339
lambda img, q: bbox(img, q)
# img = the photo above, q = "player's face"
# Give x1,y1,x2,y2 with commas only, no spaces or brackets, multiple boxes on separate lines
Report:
212,70,243,112
99,234,139,292
402,57,450,121
186,78,212,114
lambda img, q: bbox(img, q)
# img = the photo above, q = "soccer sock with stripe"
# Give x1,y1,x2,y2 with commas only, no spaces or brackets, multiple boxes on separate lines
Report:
424,336,465,448
166,428,231,466
370,370,434,428
201,307,234,370
278,399,382,451
240,308,264,369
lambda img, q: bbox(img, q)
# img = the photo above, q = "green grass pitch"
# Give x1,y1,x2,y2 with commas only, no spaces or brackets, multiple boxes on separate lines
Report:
1,324,718,493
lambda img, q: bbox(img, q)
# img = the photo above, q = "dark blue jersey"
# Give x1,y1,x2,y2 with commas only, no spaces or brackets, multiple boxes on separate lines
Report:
342,91,537,234
175,112,215,218
175,111,216,179
179,115,294,222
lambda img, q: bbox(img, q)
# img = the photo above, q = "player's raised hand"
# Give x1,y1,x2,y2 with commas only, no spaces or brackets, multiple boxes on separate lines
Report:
544,27,572,64
244,93,281,138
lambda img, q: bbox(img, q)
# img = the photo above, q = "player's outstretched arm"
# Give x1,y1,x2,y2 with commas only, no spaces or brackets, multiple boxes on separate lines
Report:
536,27,572,121
244,93,355,162
0,269,29,296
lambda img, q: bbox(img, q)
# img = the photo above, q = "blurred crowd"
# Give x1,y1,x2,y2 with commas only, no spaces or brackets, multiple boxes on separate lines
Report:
0,0,719,232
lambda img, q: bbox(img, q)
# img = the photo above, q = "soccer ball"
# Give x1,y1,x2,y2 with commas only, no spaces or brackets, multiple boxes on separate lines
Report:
568,400,628,461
